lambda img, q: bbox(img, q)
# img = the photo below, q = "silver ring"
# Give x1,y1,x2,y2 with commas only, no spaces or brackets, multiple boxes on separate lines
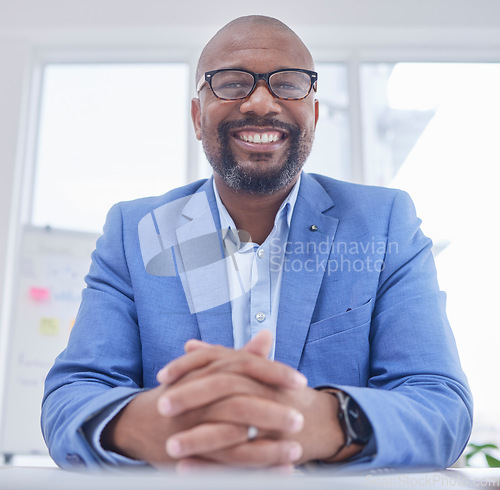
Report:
247,425,258,441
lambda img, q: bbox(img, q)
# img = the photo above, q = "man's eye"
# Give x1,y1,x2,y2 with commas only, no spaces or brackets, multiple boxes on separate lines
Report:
277,82,301,90
214,80,252,91
221,81,244,88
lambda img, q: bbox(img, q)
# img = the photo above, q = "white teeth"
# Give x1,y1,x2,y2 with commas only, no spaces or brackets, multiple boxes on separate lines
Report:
239,133,281,144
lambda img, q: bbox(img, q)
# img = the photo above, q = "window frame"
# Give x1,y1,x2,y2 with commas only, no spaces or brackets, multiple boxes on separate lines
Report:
23,46,500,221
21,47,200,227
2,44,500,457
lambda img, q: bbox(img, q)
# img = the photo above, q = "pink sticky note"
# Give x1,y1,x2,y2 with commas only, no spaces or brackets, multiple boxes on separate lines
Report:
29,287,51,302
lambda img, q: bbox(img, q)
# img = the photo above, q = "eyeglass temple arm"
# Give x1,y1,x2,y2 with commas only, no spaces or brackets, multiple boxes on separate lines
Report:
196,76,207,93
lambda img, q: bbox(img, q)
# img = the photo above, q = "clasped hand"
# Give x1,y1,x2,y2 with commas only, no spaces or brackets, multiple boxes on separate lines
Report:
103,331,342,470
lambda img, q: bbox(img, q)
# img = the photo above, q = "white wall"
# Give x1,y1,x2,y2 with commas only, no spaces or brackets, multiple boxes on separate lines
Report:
0,39,31,330
2,0,500,355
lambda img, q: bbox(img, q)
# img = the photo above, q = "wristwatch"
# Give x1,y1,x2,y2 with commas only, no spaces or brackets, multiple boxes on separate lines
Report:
330,390,372,447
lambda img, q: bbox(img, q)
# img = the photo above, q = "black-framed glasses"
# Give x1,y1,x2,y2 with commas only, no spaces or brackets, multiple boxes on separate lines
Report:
196,68,318,101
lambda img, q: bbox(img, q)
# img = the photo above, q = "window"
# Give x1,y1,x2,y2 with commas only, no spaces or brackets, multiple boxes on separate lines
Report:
361,62,500,438
32,63,189,233
308,63,351,180
28,57,499,447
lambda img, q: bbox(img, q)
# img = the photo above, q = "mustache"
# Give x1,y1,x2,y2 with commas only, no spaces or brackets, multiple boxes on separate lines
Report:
218,118,299,134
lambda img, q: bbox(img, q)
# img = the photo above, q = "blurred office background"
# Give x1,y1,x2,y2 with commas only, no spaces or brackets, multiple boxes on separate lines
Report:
0,0,499,466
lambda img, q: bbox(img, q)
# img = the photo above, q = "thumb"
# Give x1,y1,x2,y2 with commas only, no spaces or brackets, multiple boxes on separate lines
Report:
242,330,273,358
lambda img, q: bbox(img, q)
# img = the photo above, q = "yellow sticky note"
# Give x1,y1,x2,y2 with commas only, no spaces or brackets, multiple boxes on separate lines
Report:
39,317,60,336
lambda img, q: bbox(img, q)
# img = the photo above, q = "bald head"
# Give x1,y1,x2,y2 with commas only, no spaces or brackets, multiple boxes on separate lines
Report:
195,16,314,85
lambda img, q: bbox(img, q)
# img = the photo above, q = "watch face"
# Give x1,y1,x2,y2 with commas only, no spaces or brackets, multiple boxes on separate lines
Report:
347,397,372,443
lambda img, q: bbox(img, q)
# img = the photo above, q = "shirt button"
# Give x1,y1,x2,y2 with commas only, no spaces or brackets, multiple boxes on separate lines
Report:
257,248,265,259
255,312,266,322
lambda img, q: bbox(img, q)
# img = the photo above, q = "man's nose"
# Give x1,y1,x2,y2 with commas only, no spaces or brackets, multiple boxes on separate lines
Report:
239,81,282,116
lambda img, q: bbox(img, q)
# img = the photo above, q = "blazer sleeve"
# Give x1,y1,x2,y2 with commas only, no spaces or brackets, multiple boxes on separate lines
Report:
332,190,473,470
41,203,144,469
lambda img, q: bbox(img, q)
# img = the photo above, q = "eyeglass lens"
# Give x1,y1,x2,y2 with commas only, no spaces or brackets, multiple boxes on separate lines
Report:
210,70,313,100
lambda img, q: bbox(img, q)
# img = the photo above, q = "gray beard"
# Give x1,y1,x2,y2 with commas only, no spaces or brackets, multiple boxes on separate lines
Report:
202,118,313,195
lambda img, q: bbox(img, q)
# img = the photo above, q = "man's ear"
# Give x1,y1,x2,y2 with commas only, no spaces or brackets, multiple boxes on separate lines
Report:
191,97,202,141
314,98,319,130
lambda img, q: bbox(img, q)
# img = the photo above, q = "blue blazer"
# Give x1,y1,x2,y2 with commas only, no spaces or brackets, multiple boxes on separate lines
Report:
42,173,472,469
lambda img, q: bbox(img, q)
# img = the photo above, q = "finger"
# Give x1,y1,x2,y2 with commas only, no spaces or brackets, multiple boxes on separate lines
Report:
184,339,208,353
161,330,273,382
167,416,301,460
179,355,307,394
158,348,307,390
184,330,273,356
158,372,305,417
166,423,247,459
200,395,304,434
204,439,303,468
241,330,273,357
166,397,303,456
157,346,230,385
158,373,264,416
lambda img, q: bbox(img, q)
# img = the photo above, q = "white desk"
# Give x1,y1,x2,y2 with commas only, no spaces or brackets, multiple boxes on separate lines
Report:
1,467,499,490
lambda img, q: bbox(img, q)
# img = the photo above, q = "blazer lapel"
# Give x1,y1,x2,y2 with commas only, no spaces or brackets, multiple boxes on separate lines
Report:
174,179,233,348
275,174,339,369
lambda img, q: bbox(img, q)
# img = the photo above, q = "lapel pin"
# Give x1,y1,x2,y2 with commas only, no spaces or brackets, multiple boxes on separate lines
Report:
309,224,318,232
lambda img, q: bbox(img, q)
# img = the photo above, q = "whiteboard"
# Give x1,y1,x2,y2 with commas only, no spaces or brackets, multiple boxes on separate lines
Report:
0,225,99,455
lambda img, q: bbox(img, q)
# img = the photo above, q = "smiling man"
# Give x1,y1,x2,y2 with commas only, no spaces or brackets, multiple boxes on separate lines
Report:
42,16,472,471
192,17,319,246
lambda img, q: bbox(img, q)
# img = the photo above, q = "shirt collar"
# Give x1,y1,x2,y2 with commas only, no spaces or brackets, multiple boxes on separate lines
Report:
213,175,301,246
